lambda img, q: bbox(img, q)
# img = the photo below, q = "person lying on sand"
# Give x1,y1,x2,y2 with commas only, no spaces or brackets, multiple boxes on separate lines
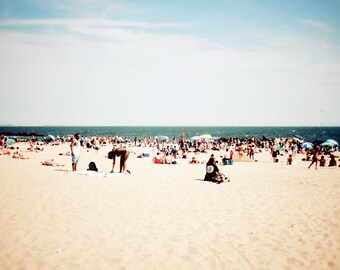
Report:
41,159,65,167
13,153,29,159
2,149,11,155
59,151,71,156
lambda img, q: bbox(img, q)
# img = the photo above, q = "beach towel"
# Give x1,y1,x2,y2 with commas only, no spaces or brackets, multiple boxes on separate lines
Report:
73,171,132,177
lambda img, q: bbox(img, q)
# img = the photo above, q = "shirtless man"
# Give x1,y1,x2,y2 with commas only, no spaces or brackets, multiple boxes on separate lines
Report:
41,159,65,167
109,145,130,173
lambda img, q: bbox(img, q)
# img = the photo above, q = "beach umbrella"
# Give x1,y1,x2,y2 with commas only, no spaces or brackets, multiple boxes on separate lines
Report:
48,135,55,141
302,142,314,149
321,141,334,147
199,134,213,141
326,139,338,146
292,135,304,143
6,138,15,146
190,136,200,141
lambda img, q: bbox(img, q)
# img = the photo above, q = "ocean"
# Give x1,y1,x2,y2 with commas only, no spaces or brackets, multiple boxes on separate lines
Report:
1,126,339,143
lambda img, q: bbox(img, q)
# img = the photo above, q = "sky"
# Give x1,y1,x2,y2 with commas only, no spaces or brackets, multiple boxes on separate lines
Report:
0,0,339,126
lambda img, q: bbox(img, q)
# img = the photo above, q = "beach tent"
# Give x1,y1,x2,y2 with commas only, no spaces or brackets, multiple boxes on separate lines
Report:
48,135,55,141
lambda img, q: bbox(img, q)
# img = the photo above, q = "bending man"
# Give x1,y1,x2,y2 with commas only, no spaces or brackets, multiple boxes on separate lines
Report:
110,145,130,173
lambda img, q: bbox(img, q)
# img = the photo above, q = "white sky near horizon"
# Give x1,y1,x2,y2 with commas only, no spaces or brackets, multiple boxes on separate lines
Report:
0,0,339,126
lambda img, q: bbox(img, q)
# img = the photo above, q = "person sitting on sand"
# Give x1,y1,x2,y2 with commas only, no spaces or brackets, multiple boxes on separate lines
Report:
87,161,98,172
329,155,337,167
189,157,199,164
204,155,226,184
222,149,233,165
27,144,35,152
27,144,44,152
41,159,65,167
153,152,163,164
287,154,293,165
319,155,326,167
164,153,173,164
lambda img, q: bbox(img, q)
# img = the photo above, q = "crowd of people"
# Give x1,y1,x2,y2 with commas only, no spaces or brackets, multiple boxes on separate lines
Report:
1,133,339,182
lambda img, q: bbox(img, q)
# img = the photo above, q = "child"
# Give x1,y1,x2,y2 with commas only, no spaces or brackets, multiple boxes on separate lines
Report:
319,155,326,167
287,154,293,165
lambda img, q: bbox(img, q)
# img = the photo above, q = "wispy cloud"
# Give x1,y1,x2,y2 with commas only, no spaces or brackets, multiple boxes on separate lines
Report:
300,19,334,32
0,18,190,30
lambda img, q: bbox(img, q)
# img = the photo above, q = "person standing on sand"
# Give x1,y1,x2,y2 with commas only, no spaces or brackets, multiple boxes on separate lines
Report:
308,150,319,170
70,133,81,171
238,144,244,161
109,145,130,173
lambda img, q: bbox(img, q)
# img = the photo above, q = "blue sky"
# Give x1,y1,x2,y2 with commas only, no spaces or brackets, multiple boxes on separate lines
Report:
0,0,339,126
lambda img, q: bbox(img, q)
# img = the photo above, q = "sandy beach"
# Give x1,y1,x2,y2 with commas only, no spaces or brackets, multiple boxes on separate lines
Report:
0,142,339,270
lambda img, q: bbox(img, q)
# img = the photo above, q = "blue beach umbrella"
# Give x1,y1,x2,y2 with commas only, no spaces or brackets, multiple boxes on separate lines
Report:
6,138,15,146
190,136,200,141
302,142,314,149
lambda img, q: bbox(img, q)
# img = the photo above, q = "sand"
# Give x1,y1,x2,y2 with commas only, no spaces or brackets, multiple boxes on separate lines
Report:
0,142,339,270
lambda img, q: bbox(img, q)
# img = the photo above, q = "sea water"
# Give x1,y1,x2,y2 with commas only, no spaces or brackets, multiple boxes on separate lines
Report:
0,126,339,143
